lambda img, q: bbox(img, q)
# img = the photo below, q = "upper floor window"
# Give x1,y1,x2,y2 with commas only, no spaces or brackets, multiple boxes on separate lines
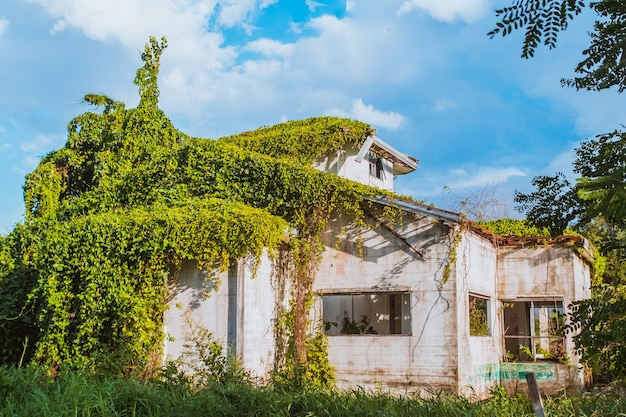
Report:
367,151,384,179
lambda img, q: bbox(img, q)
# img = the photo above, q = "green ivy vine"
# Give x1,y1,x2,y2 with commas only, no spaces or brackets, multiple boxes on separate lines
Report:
0,36,397,382
479,218,603,285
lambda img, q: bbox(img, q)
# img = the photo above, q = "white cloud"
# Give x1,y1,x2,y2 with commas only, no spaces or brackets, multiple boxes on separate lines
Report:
26,0,211,44
307,13,343,32
399,166,526,199
290,10,422,87
24,0,425,135
434,98,457,112
326,99,406,130
351,99,406,130
239,22,260,36
245,38,294,57
397,0,491,23
0,17,8,37
19,134,56,153
446,166,526,190
289,21,304,35
24,0,238,76
21,155,41,170
545,147,576,173
217,0,256,27
218,0,277,27
306,0,323,12
25,0,243,109
450,168,467,176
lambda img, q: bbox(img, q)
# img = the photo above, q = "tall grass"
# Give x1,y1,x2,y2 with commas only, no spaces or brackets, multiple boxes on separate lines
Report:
0,366,625,416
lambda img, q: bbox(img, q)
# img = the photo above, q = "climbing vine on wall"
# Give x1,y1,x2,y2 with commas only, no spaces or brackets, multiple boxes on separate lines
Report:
0,37,396,380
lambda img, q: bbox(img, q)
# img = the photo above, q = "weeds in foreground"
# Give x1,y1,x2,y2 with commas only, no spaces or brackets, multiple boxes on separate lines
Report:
1,366,626,416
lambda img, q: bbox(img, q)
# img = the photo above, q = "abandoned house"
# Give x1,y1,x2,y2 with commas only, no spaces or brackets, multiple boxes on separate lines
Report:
164,134,593,398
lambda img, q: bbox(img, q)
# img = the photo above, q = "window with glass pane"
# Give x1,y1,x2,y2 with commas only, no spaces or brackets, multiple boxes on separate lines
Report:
503,300,565,362
322,292,411,335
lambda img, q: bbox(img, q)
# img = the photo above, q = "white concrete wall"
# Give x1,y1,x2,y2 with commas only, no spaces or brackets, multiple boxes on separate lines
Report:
314,212,460,394
497,244,592,393
164,253,280,378
497,246,580,300
312,144,394,191
572,253,592,301
163,210,592,397
237,254,280,377
164,261,231,362
455,231,501,398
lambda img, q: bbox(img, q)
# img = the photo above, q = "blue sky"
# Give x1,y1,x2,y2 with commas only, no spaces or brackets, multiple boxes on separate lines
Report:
1,0,625,233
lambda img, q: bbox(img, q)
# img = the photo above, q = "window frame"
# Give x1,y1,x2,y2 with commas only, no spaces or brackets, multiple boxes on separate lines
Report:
502,299,566,362
321,291,411,336
367,151,384,180
469,293,491,337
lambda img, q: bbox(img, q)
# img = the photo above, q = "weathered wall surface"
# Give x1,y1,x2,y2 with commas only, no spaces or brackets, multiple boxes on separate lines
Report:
572,251,592,302
163,208,592,398
164,261,231,362
312,144,394,191
455,231,501,398
164,253,281,378
314,212,460,394
497,244,591,393
497,246,582,300
499,362,580,395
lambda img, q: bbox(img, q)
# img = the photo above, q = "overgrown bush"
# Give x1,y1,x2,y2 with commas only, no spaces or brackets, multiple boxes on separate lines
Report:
0,36,395,384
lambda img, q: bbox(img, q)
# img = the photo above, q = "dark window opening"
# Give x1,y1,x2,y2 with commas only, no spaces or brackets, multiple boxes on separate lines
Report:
368,152,384,179
322,292,411,335
503,300,565,362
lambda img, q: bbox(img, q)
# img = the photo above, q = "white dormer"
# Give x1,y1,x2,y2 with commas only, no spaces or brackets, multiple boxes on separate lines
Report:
312,135,418,191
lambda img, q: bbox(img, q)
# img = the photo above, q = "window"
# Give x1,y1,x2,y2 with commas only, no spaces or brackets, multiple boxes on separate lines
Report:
367,152,384,179
503,300,565,362
469,294,490,336
322,292,411,335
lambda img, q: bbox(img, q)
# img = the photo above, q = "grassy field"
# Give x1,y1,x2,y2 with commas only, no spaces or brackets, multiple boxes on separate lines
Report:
1,366,625,416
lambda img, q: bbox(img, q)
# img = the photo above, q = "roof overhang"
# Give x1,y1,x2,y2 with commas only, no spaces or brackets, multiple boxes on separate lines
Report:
372,196,464,224
355,135,418,175
370,197,595,263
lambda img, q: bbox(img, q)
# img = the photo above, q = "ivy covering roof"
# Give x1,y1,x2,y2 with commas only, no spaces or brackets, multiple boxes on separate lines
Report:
0,37,394,373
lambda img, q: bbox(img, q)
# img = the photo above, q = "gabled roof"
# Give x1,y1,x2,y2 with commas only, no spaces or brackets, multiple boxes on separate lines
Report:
355,135,418,175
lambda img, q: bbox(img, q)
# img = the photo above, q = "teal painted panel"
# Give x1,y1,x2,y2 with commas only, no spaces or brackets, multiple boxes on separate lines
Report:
499,363,556,381
468,363,557,383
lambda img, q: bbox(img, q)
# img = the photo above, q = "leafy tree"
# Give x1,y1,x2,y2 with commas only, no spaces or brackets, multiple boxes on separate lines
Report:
489,0,626,92
568,285,626,382
513,135,626,248
491,1,626,381
0,36,398,383
579,216,626,286
513,172,583,236
575,130,626,228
